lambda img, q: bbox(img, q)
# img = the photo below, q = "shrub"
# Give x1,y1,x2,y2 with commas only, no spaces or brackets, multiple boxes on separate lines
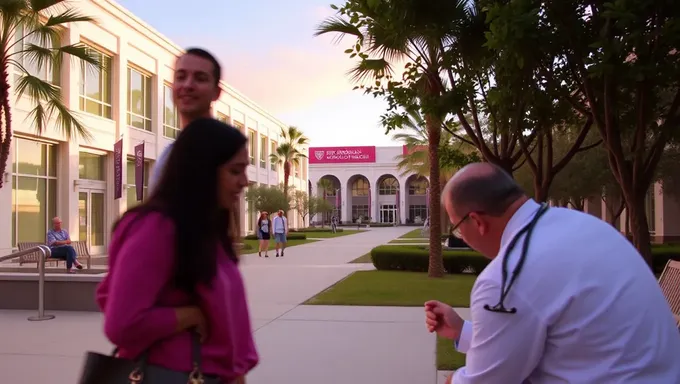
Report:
243,233,307,240
370,245,489,275
370,244,680,275
240,242,253,251
290,228,344,233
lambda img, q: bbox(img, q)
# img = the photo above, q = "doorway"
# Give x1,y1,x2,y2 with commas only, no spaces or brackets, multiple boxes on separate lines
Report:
78,189,106,255
380,204,397,224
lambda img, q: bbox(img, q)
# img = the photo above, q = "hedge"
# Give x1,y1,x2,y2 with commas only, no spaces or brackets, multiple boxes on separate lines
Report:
290,228,344,233
371,244,680,275
243,233,307,240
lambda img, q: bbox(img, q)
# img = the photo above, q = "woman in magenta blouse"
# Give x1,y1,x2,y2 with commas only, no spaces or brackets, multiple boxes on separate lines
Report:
96,118,258,383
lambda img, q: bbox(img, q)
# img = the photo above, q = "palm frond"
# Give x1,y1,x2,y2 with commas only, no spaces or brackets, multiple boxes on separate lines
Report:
46,98,93,141
314,16,364,44
44,8,95,27
347,58,393,83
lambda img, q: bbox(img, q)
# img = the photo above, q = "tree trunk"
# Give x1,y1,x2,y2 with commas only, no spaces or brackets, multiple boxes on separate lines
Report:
426,114,444,278
625,195,653,267
283,161,291,208
0,70,13,189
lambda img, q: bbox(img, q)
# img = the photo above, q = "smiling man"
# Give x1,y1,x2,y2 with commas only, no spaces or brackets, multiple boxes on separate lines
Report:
148,48,223,192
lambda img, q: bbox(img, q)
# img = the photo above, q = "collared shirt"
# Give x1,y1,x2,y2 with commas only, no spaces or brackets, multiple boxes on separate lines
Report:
47,229,70,248
272,215,287,234
453,199,680,383
148,143,174,193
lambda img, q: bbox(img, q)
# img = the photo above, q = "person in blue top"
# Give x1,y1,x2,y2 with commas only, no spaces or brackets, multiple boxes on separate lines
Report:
257,211,271,257
46,217,83,273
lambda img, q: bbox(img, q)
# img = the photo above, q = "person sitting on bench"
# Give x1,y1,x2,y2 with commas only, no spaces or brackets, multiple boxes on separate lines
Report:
47,217,83,273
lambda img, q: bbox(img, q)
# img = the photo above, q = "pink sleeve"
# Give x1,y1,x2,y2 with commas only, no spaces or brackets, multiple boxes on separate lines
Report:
101,212,179,354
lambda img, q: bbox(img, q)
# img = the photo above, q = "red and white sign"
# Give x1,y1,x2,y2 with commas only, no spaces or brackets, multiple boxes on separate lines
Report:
309,146,376,164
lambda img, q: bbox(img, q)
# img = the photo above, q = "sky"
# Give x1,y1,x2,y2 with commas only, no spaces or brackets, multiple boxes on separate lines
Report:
116,0,400,147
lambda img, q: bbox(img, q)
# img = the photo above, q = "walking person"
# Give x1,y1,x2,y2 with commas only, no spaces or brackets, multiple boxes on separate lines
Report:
330,214,338,233
47,217,83,273
425,163,680,383
272,210,288,257
257,211,271,257
149,47,223,192
95,119,257,383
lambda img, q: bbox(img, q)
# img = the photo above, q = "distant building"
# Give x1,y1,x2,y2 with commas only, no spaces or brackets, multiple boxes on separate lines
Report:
309,145,428,224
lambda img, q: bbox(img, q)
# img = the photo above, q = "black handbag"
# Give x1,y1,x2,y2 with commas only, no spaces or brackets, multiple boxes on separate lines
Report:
78,331,222,384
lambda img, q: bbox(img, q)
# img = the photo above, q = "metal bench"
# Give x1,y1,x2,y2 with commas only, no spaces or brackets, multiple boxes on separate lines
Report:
658,260,680,329
17,241,92,269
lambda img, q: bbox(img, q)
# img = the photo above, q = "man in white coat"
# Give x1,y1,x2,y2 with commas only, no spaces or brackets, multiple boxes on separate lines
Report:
426,163,680,383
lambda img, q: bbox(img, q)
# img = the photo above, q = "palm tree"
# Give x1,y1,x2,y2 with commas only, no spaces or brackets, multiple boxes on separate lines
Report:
0,0,99,188
270,126,308,203
315,0,472,277
316,178,334,225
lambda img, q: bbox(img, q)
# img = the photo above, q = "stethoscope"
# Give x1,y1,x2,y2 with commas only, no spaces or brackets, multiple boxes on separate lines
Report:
484,203,550,314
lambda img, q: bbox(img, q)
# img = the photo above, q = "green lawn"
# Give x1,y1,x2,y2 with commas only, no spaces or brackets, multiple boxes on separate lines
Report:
437,336,466,370
399,229,426,239
297,230,360,238
305,270,474,307
241,238,317,253
349,252,372,263
388,239,429,244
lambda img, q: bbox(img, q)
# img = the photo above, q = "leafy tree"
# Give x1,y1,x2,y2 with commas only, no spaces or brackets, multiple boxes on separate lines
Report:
245,185,290,216
0,0,99,188
270,126,308,198
291,190,333,227
484,0,680,266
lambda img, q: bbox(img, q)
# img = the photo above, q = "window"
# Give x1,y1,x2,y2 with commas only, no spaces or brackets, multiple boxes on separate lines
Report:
351,178,369,196
79,47,112,118
294,164,299,178
247,182,256,232
163,84,180,139
127,67,153,131
408,178,428,195
11,138,57,246
126,159,151,208
409,205,428,223
270,141,277,171
79,152,105,180
14,23,61,86
351,205,369,222
216,112,228,123
379,177,399,195
259,135,267,168
248,130,256,165
645,185,656,233
233,120,245,131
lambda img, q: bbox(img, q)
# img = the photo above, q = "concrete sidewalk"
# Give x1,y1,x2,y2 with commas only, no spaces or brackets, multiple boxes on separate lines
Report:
0,226,463,384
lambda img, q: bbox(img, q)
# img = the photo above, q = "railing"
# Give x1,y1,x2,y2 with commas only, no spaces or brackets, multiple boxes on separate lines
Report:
0,245,55,321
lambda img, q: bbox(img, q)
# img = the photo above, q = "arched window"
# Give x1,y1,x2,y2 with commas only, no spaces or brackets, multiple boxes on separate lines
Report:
378,176,399,195
351,178,369,196
408,177,428,195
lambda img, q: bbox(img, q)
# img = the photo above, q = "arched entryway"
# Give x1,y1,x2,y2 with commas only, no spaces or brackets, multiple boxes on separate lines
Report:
347,174,370,223
406,175,429,224
377,174,400,224
317,175,341,224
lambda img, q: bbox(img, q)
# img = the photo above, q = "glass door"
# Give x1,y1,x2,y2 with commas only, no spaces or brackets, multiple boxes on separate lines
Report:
78,189,106,255
380,205,396,223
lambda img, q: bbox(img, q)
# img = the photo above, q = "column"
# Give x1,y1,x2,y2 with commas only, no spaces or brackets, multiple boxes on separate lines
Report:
115,38,130,217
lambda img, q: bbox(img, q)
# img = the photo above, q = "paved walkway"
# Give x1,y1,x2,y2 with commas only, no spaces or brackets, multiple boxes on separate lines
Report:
0,226,467,383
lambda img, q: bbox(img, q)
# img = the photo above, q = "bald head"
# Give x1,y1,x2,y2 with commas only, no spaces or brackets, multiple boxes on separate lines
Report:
443,163,525,217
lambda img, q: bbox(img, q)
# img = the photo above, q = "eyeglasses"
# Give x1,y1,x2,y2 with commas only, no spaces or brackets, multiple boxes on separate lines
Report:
450,213,470,238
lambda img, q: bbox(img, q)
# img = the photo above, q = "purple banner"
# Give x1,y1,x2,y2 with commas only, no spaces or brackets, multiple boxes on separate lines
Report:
113,139,123,200
396,189,400,223
134,143,145,201
367,187,371,221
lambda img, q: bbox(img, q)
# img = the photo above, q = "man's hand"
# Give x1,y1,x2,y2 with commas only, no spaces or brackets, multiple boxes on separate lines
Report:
444,373,453,384
66,240,72,245
424,300,464,340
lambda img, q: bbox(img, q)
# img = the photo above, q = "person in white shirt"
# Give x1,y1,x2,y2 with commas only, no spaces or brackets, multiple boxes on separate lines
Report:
425,162,680,384
148,48,223,192
272,210,288,257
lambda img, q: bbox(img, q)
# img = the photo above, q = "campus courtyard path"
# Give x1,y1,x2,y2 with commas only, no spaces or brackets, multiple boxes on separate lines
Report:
0,226,452,384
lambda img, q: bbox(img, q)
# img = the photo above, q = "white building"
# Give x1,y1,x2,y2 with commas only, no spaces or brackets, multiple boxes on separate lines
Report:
309,145,429,225
0,0,308,256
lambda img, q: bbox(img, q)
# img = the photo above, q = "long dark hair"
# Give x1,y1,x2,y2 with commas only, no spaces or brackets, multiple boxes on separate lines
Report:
114,118,247,293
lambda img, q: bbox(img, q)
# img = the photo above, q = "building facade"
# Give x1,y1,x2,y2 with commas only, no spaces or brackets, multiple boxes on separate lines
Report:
309,145,429,225
0,0,308,256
